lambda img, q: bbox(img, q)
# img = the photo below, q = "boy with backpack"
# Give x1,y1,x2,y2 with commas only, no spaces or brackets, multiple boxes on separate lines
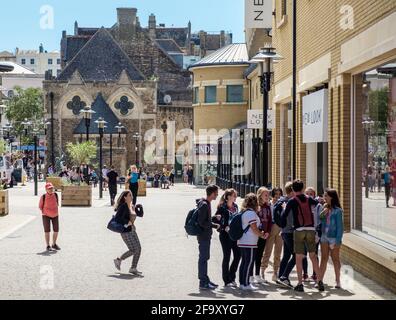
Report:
281,180,323,292
39,182,60,252
193,185,220,290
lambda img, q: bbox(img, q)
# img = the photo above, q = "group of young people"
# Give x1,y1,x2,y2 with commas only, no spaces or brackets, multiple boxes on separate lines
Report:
195,180,344,292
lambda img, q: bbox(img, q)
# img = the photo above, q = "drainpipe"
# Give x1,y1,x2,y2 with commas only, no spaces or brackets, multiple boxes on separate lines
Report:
292,0,297,180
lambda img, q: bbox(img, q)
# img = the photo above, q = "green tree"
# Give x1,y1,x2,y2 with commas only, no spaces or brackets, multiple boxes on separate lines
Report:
0,140,5,155
368,87,389,134
66,141,97,168
5,86,44,144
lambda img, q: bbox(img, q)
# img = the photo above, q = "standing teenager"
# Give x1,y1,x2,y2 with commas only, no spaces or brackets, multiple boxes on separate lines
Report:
127,165,139,206
254,187,271,283
318,189,344,289
196,185,220,290
39,183,60,251
113,190,142,275
238,193,267,291
213,189,240,287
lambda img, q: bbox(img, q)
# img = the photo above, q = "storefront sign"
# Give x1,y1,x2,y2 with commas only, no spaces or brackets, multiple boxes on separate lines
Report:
195,144,217,156
302,89,329,143
245,0,272,29
247,109,275,130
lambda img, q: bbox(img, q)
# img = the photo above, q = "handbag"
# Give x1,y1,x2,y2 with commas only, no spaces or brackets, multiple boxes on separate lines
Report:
135,204,144,218
107,216,126,233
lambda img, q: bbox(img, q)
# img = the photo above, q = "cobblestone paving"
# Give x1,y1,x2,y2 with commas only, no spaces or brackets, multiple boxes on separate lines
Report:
0,183,395,300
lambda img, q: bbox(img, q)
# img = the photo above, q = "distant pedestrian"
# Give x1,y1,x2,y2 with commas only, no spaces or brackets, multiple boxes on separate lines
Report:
188,166,194,185
127,165,139,206
170,167,175,186
213,188,240,287
38,183,60,252
384,166,392,207
318,189,344,289
196,185,220,290
238,193,267,291
102,165,109,191
113,190,142,275
183,165,189,183
107,166,119,206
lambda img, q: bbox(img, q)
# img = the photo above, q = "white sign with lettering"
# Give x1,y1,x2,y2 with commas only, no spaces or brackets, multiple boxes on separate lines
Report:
245,0,273,29
247,109,275,130
302,89,329,143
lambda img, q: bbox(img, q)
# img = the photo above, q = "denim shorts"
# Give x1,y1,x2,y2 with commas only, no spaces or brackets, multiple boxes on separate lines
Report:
320,235,337,245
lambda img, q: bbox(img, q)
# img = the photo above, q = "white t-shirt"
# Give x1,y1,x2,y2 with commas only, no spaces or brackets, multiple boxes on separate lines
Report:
238,210,260,248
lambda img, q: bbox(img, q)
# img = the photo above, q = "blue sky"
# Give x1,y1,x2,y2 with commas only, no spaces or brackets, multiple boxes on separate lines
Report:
0,0,245,52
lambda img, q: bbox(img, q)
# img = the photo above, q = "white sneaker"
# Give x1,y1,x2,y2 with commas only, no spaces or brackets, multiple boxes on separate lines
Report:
129,268,143,275
242,284,258,291
249,276,257,284
255,275,266,284
230,281,238,287
113,258,121,271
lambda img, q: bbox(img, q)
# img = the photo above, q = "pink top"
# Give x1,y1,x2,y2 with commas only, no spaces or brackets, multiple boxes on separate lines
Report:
39,193,59,218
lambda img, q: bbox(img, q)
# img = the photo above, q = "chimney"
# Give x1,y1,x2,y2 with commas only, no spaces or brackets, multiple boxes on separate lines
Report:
74,21,79,35
117,8,137,39
220,31,225,47
149,14,156,39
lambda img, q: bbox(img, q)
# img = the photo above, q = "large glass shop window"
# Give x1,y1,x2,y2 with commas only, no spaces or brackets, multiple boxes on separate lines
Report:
354,61,396,248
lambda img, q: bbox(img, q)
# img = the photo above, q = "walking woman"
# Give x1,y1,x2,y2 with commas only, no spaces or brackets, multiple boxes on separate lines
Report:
254,187,271,283
238,193,267,291
127,165,139,206
317,189,344,289
213,189,240,287
113,190,142,275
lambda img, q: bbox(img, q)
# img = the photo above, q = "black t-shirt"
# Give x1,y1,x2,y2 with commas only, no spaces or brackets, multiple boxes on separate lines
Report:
107,170,118,185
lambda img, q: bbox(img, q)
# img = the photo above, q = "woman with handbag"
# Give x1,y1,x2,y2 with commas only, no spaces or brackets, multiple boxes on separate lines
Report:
113,190,142,275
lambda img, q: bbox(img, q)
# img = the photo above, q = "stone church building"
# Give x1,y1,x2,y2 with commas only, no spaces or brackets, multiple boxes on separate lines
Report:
43,7,194,175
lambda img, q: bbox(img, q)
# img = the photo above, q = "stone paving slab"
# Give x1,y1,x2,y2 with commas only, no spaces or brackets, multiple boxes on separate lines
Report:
0,182,395,300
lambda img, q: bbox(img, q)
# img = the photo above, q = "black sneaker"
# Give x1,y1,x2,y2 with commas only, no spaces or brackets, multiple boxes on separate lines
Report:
46,246,52,252
294,283,304,292
52,244,61,251
318,281,325,292
279,278,293,289
199,283,217,290
209,281,219,288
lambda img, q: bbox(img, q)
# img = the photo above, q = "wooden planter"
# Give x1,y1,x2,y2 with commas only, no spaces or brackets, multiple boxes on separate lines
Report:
61,185,92,207
46,177,63,191
138,179,147,197
0,190,9,216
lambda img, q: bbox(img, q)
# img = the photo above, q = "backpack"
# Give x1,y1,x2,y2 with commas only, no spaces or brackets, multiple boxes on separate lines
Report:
42,193,59,207
273,198,286,228
228,210,250,241
294,196,314,228
184,201,205,236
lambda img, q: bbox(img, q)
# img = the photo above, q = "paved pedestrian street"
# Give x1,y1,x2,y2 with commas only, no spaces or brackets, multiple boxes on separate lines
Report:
0,183,395,300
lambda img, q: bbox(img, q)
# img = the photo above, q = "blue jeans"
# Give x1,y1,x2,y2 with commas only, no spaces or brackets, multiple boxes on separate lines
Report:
198,239,211,286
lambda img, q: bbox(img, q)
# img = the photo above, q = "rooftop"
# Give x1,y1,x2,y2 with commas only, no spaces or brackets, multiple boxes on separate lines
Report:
189,43,249,69
0,61,36,75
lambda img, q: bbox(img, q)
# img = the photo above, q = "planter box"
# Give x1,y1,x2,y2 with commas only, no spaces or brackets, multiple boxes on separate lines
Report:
138,179,147,197
0,190,9,216
46,177,63,191
61,185,92,207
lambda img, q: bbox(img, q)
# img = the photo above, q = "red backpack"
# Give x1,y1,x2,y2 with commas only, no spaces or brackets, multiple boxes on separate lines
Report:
294,196,314,227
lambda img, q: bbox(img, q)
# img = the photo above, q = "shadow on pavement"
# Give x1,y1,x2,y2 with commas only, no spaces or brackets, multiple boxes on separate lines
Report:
217,287,269,299
188,290,227,299
107,273,144,280
36,251,58,256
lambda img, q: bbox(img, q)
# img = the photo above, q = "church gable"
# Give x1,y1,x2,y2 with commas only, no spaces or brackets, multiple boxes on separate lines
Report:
58,28,145,82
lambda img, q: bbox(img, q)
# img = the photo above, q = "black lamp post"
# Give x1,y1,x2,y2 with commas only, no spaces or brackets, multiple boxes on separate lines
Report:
3,123,12,144
80,106,96,141
96,117,107,199
249,47,283,188
32,128,39,196
161,121,168,165
49,92,55,170
21,118,31,137
115,122,125,148
132,132,141,166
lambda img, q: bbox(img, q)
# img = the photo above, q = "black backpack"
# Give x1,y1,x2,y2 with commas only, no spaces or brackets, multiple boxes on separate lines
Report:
228,210,250,241
42,193,59,207
185,201,205,236
273,199,285,228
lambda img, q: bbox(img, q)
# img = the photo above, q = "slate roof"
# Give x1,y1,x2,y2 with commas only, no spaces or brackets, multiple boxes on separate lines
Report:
62,36,90,65
154,27,189,48
189,43,249,69
155,39,183,54
57,28,145,82
74,93,127,135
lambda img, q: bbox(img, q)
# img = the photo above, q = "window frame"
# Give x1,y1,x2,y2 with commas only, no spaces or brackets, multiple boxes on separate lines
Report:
204,86,217,104
226,85,244,103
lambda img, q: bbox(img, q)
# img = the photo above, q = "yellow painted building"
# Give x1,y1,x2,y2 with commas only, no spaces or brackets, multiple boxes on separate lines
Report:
189,44,250,184
245,0,396,292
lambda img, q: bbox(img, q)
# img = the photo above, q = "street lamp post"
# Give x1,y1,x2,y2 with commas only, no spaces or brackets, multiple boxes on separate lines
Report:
161,121,168,166
33,129,39,196
80,106,96,142
96,117,107,199
49,92,55,170
115,122,125,148
249,47,283,188
3,123,12,145
132,132,141,166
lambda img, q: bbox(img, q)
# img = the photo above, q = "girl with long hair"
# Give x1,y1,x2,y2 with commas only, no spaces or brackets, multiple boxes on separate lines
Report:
213,189,240,287
317,189,344,289
113,190,142,275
